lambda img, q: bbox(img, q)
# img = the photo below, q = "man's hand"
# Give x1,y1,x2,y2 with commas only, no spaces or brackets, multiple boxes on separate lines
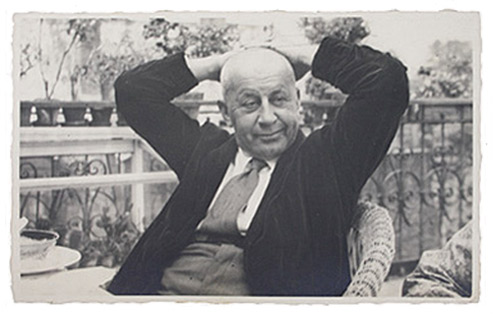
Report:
270,44,318,81
185,51,239,82
185,43,318,83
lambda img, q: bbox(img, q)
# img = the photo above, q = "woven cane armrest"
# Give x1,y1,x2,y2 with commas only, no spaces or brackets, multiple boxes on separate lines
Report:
343,202,395,297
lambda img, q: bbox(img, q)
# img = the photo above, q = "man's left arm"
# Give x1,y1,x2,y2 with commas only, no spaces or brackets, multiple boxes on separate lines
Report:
311,37,409,193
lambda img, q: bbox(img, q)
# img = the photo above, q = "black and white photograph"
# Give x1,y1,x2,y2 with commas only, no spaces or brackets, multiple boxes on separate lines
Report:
10,10,480,303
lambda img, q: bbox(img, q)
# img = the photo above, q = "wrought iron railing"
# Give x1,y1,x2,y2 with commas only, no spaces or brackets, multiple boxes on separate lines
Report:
18,97,473,269
359,98,473,267
18,127,176,267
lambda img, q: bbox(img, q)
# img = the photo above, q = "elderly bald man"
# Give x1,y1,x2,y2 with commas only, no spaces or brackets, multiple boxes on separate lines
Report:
107,37,409,296
218,49,301,162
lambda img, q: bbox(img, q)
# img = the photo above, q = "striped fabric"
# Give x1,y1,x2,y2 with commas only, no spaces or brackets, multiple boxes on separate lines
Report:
343,202,395,297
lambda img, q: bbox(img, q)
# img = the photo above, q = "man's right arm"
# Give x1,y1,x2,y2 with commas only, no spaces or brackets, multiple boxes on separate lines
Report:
114,53,226,179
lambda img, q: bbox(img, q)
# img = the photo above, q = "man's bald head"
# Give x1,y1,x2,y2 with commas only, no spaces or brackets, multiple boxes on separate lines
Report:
217,48,301,161
220,48,296,101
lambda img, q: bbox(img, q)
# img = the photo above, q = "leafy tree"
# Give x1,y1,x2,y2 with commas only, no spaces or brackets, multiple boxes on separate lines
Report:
20,43,39,78
81,35,145,100
413,41,473,166
300,17,370,100
300,17,370,45
143,18,239,58
142,19,189,56
37,18,97,100
414,40,472,98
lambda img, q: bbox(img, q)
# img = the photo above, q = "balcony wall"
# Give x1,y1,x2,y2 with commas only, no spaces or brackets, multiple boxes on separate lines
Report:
18,97,473,272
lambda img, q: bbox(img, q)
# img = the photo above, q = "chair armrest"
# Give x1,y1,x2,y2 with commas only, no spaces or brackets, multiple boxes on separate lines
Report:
343,202,395,297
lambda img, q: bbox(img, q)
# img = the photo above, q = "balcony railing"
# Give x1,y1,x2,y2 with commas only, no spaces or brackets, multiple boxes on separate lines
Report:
360,98,473,272
18,97,473,270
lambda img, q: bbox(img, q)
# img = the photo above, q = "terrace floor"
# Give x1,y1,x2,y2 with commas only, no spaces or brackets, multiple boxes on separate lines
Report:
16,265,406,301
379,276,405,297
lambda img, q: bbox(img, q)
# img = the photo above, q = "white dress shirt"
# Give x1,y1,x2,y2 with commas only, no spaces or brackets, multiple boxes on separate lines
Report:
197,149,277,236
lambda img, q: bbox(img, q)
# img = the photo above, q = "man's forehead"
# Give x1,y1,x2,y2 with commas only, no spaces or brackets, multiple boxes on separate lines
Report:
221,48,295,92
222,49,294,78
235,83,292,96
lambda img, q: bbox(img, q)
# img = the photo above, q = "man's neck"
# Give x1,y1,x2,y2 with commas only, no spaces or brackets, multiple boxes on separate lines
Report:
236,148,278,170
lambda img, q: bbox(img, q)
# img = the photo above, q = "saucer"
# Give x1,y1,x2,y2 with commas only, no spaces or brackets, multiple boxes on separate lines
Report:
21,246,82,275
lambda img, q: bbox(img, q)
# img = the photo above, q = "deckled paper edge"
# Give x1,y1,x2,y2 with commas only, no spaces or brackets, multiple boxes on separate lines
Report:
9,10,482,305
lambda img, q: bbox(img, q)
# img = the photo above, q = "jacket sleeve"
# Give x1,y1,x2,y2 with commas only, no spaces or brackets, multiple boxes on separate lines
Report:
311,37,410,192
114,53,202,179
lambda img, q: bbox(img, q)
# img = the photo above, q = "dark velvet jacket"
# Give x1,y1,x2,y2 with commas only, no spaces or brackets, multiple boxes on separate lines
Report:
107,37,409,296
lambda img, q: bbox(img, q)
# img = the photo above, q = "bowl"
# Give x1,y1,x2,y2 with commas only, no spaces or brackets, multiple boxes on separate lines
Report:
20,229,59,259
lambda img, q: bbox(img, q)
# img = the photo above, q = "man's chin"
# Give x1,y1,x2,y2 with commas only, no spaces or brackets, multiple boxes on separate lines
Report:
250,143,289,161
239,133,297,160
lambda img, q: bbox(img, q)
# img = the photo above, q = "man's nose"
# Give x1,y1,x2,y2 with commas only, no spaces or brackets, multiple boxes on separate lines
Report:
258,99,277,125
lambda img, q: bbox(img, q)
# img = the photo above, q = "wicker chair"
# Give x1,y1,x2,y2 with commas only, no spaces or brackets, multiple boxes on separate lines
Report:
343,201,395,297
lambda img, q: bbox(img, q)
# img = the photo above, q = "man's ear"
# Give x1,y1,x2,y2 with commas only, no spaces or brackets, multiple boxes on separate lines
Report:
218,101,231,124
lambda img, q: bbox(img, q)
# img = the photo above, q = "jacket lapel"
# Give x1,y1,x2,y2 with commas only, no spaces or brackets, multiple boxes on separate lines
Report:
245,130,306,244
194,136,238,219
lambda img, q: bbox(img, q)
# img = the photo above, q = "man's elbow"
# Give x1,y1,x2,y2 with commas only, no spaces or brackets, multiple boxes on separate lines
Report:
381,55,410,108
114,71,133,100
113,70,139,113
387,54,409,87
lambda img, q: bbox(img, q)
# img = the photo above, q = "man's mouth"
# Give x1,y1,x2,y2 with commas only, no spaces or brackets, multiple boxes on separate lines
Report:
256,129,284,140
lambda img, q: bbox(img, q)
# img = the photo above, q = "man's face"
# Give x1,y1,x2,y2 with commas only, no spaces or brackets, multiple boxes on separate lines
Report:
221,50,301,160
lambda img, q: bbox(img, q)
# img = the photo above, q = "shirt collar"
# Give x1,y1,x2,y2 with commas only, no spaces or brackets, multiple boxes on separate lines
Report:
235,148,277,171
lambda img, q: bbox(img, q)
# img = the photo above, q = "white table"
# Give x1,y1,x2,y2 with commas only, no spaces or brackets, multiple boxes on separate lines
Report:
16,266,118,302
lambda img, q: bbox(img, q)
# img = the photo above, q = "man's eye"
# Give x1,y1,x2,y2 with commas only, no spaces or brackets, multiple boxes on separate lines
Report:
271,96,287,105
242,101,259,110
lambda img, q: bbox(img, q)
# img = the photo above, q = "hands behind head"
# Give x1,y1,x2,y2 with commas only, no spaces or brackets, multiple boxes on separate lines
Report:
238,42,318,81
186,42,317,83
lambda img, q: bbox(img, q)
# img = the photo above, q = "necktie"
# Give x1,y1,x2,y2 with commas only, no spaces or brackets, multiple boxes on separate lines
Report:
197,158,268,236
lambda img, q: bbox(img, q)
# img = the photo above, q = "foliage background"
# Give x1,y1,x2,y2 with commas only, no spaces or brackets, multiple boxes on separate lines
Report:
16,13,475,268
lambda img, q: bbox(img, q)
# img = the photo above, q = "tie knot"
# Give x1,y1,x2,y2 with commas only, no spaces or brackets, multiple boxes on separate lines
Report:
247,158,268,173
